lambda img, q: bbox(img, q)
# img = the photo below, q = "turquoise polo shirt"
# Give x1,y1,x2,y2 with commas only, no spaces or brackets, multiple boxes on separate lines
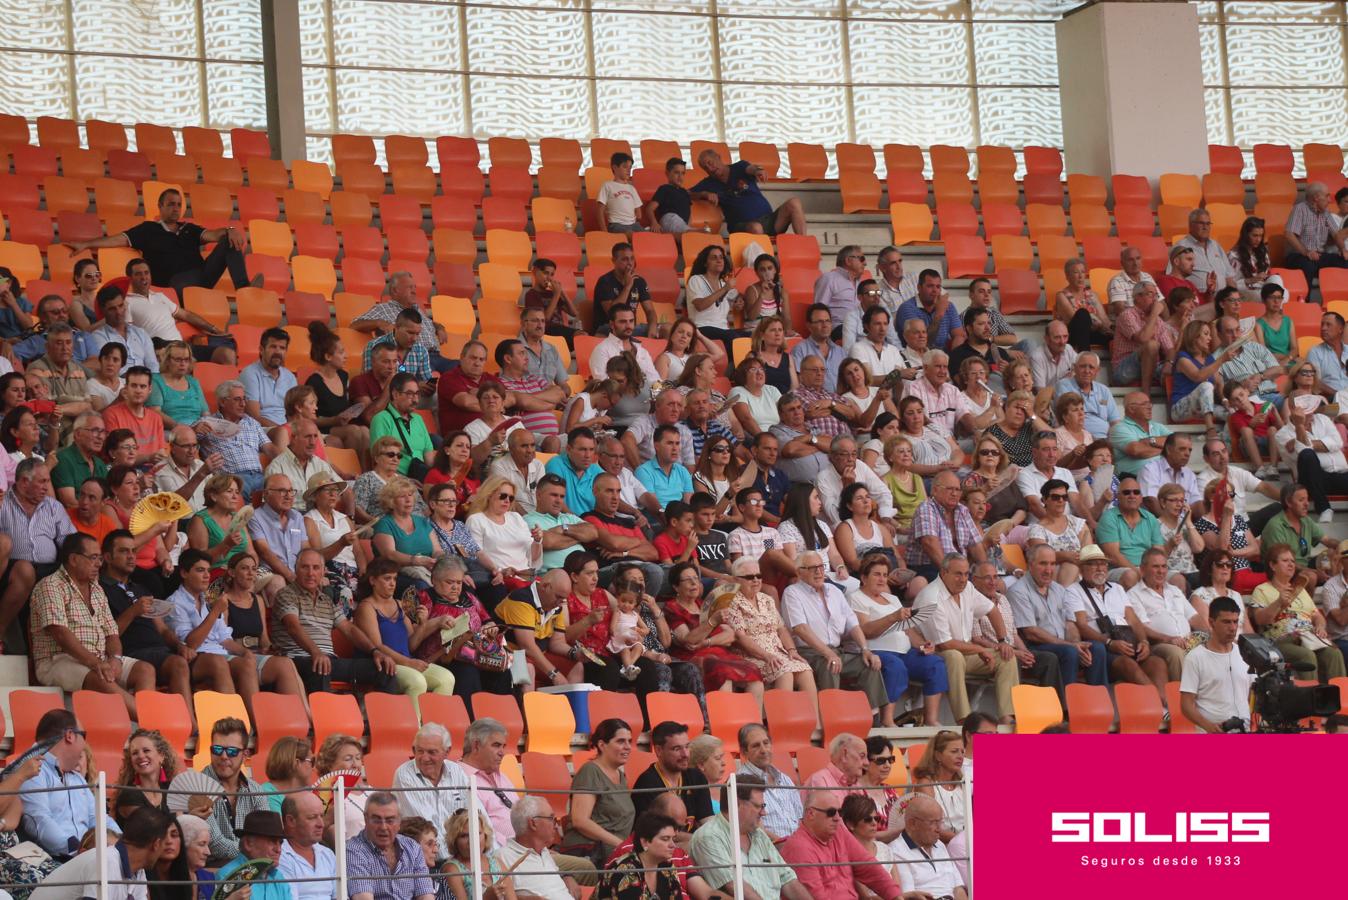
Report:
1095,506,1163,565
635,459,694,506
544,455,602,516
525,510,586,572
1108,415,1172,477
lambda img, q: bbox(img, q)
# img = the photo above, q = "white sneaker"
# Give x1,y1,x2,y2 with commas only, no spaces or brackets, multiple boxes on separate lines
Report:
1320,508,1336,524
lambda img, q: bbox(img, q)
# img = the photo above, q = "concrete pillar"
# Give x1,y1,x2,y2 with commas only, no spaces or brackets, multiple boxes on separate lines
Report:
1056,1,1208,185
261,0,306,163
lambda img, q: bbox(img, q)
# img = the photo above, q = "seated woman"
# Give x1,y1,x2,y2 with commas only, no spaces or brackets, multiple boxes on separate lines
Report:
842,794,900,884
1227,216,1283,301
665,560,764,700
835,483,923,600
426,481,501,602
860,412,901,476
961,436,1027,529
1053,392,1092,480
305,320,369,463
410,554,512,709
187,473,253,567
692,435,747,526
743,254,792,333
606,353,653,431
465,476,541,588
1194,478,1265,593
268,385,332,460
466,383,525,468
837,357,893,435
984,390,1038,468
1025,479,1091,586
213,551,310,706
440,807,518,900
912,730,970,875
354,436,428,525
352,556,455,718
954,356,1001,440
1282,360,1322,411
315,733,370,843
1190,548,1254,636
1256,283,1296,365
777,483,858,591
1055,258,1111,352
117,728,179,812
720,557,819,724
882,436,928,542
149,340,209,429
675,352,737,434
686,244,746,359
1155,483,1206,592
1248,543,1347,683
562,552,665,698
258,736,315,814
371,475,439,591
563,378,619,438
848,555,946,728
897,396,963,479
303,471,366,610
750,315,798,395
1171,320,1232,436
656,317,725,384
87,341,125,411
423,430,479,508
1212,286,1259,337
727,357,781,439
560,718,637,866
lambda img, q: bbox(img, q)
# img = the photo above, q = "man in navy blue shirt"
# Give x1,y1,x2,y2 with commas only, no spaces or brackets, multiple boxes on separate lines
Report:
691,150,808,236
748,432,790,525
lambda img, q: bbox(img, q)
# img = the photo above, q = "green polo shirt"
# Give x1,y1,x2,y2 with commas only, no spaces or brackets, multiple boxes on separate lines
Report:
1260,510,1324,568
1108,416,1173,477
51,443,108,493
690,814,796,899
524,510,585,573
1095,506,1163,565
369,408,433,476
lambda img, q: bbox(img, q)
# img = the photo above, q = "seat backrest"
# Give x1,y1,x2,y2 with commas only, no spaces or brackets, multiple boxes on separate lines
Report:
472,693,526,751
1012,684,1063,734
586,690,644,738
645,692,704,738
522,692,576,755
819,688,872,747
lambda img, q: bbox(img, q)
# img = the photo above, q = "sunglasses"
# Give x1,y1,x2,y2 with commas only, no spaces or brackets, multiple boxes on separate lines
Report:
870,756,895,765
497,492,516,501
1046,494,1068,501
711,445,731,453
211,745,244,758
381,451,403,459
1119,489,1141,496
810,806,840,818
740,573,763,580
978,449,1000,456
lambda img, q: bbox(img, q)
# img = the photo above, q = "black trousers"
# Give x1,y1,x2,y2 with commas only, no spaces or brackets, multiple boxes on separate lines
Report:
1247,498,1282,536
1021,648,1065,705
170,237,252,299
1283,251,1348,293
1295,448,1348,513
1066,307,1110,354
292,654,397,693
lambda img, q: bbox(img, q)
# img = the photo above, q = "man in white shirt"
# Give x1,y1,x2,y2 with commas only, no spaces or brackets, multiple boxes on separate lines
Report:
263,418,337,512
1106,246,1157,316
1196,438,1281,534
840,278,900,351
123,257,236,364
155,424,222,509
1016,431,1080,523
1126,548,1202,680
846,303,903,383
900,349,962,436
1277,395,1348,523
1030,319,1077,391
489,428,546,515
815,436,895,528
278,791,338,900
781,551,886,713
391,723,478,850
891,794,967,900
1067,546,1170,698
1139,433,1200,514
499,796,577,900
589,304,659,383
913,552,1018,723
1179,596,1253,732
1173,208,1237,296
31,806,168,900
875,245,920,315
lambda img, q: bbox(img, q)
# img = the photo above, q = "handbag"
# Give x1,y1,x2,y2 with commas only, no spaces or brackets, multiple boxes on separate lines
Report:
472,631,511,671
1080,581,1138,644
388,411,433,482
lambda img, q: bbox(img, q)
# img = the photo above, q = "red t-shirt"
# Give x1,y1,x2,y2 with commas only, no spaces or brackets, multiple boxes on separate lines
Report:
1229,402,1272,440
102,403,167,456
567,589,613,654
437,368,500,433
653,530,689,561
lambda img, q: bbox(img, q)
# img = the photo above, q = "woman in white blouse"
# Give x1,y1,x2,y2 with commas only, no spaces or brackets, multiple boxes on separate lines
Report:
897,395,962,477
686,245,745,359
727,357,781,438
837,358,894,436
848,555,944,727
465,476,542,581
465,383,524,466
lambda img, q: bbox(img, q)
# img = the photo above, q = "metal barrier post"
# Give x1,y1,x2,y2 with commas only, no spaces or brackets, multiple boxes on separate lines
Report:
964,772,974,898
468,779,484,900
726,772,744,900
335,779,348,900
96,771,108,900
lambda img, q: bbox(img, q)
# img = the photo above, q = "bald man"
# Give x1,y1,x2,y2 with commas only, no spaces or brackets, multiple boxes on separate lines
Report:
891,794,966,899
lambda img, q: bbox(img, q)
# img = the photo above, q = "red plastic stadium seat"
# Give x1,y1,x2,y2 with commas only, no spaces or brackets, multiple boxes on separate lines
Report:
944,234,988,278
1022,146,1063,177
997,268,1042,314
819,689,872,748
1208,144,1244,176
437,136,480,171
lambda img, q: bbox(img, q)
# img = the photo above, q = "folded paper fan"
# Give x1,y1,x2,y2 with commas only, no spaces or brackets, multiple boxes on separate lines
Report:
166,769,221,813
226,505,255,534
129,492,194,535
315,768,363,809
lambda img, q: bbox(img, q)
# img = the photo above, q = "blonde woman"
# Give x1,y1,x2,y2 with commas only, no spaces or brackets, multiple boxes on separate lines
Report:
117,728,179,811
354,435,428,525
881,435,926,540
371,475,438,572
465,475,542,585
149,339,208,428
258,736,315,813
441,808,518,900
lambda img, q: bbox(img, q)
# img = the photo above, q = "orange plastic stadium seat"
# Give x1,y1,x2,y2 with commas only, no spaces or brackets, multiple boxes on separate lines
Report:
1111,174,1152,208
1305,142,1344,175
235,287,285,328
537,167,580,202
883,169,924,206
386,226,429,262
975,144,1017,176
280,189,324,227
437,136,481,171
530,197,575,234
333,292,373,329
291,160,334,200
1037,234,1079,274
246,157,289,195
978,202,1021,239
1104,682,1161,733
878,145,919,178
195,362,241,410
582,232,624,270
134,691,193,765
1284,301,1321,335
430,196,477,233
312,691,365,747
431,228,478,268
1012,684,1064,733
379,194,423,232
0,113,29,147
1022,145,1063,177
36,115,79,151
200,156,244,191
1064,684,1115,734
536,231,581,276
489,166,534,204
539,137,582,173
645,692,704,736
1068,202,1111,238
786,143,828,181
706,692,762,750
840,171,883,213
341,226,385,262
996,268,1042,314
1019,173,1062,207
889,203,934,245
584,690,643,739
794,745,832,783
365,692,420,758
417,693,472,757
185,183,233,229
60,148,105,184
57,212,102,244
521,751,573,817
1254,172,1296,206
1320,269,1348,304
640,267,679,306
1061,174,1104,209
7,208,53,247
486,229,533,272
72,690,131,777
284,290,331,326
385,135,429,169
687,201,723,234
932,171,974,206
1128,236,1169,274
337,162,386,201
774,234,820,272
488,137,532,171
477,195,525,233
936,203,979,237
433,262,475,300
133,122,176,157
1163,683,1197,733
14,145,59,181
191,691,250,768
991,235,1033,272
1252,143,1293,175
85,118,128,154
819,688,872,747
977,170,1019,207
10,690,64,752
391,164,437,202
332,134,376,168
629,232,676,271
522,692,575,755
0,242,43,283
233,187,276,228
583,138,627,172
178,127,222,160
1157,204,1190,242
1082,235,1123,270
478,262,523,306
181,287,230,332
835,142,876,175
251,692,310,764
582,166,609,201
738,142,781,180
107,149,154,184
292,256,338,299
245,254,291,293
248,219,293,258
929,144,969,174
1159,173,1201,209
1202,173,1245,207
0,174,40,211
1113,203,1155,241
1208,144,1244,176
472,693,525,750
758,689,814,755
1025,203,1066,240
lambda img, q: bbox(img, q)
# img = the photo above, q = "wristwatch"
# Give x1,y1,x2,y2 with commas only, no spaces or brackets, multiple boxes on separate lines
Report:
998,636,1013,645
809,434,818,445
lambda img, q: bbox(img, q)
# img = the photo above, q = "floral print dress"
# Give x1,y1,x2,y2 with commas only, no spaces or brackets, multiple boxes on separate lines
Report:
720,590,810,682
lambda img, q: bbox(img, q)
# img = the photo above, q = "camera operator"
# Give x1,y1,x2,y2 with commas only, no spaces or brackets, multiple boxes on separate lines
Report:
1179,597,1253,733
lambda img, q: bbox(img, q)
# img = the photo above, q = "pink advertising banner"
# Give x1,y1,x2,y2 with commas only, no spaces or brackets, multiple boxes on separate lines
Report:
973,734,1332,898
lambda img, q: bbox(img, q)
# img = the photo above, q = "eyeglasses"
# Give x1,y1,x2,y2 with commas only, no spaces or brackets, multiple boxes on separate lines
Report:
433,498,457,505
1214,561,1233,569
743,498,764,506
1119,489,1141,496
66,728,88,739
1046,493,1068,501
267,488,297,495
978,449,1000,456
497,492,516,501
870,756,895,765
801,564,825,572
860,289,882,297
858,815,881,824
847,255,866,262
71,551,103,563
739,573,763,581
210,745,244,758
381,451,403,459
810,806,840,818
174,443,199,451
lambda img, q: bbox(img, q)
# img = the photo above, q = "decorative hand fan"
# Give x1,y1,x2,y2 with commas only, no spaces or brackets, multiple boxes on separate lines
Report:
166,769,221,813
129,492,194,535
213,859,275,898
0,737,58,781
314,768,363,810
226,505,255,534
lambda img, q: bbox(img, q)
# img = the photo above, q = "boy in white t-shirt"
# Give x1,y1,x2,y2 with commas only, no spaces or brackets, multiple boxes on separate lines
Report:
598,152,644,234
1179,596,1253,732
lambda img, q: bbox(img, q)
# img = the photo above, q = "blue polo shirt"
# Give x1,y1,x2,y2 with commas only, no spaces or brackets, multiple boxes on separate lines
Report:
636,459,694,506
544,454,603,516
239,360,298,425
896,296,964,351
691,160,772,225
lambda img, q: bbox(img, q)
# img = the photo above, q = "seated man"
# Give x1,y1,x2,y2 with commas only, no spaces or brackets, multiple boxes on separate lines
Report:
583,473,664,594
591,247,658,338
947,306,1011,387
499,796,579,900
264,418,338,512
1260,482,1340,575
438,340,505,433
782,552,886,715
1109,281,1178,394
913,553,1017,724
26,323,93,435
201,716,272,866
20,709,113,859
197,379,277,498
796,356,859,437
31,806,164,899
350,341,400,427
632,722,714,824
240,328,298,429
778,790,900,900
727,487,793,583
770,393,831,485
1156,247,1210,304
900,349,962,436
1067,545,1170,700
167,549,261,714
496,338,566,453
1106,246,1157,317
270,548,398,692
622,389,693,469
50,412,108,506
1016,434,1080,524
790,303,846,389
120,257,235,364
904,471,986,582
1053,352,1116,440
1032,320,1078,391
1278,395,1348,523
346,792,435,900
14,294,94,365
490,429,547,516
681,389,733,462
841,278,900,351
1197,436,1282,535
87,285,158,372
690,775,809,900
249,474,307,586
734,724,805,841
970,561,1064,699
102,365,167,458
369,373,435,479
391,723,475,850
0,458,70,609
544,428,603,517
278,792,338,900
361,307,433,384
1179,596,1253,733
1095,475,1162,589
32,532,155,719
891,794,967,900
897,270,964,352
596,435,653,527
1139,433,1200,514
1109,391,1172,479
1215,314,1282,408
1283,181,1348,290
217,811,291,899
816,437,894,529
801,732,867,793
1006,544,1108,689
1124,548,1200,682
746,433,790,524
495,569,572,690
691,149,806,236
635,425,694,516
847,303,903,383
351,271,449,369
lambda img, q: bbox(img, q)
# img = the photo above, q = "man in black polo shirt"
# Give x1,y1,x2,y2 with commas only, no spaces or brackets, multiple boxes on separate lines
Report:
100,529,196,728
64,187,261,299
631,722,715,825
591,242,656,335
